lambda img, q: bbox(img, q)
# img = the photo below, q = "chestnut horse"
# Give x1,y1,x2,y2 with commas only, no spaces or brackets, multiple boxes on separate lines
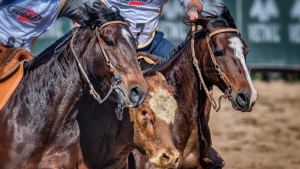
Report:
131,4,258,169
0,5,148,169
76,72,179,169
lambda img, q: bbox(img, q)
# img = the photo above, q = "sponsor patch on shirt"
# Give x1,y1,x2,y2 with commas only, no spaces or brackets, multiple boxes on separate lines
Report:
7,6,41,21
119,0,153,5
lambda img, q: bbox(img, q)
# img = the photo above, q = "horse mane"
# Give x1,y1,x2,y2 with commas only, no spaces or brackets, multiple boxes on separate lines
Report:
150,30,204,71
148,3,236,72
24,2,125,70
84,2,125,27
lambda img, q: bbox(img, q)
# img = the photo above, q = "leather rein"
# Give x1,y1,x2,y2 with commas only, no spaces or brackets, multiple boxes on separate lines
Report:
191,24,241,112
70,21,127,105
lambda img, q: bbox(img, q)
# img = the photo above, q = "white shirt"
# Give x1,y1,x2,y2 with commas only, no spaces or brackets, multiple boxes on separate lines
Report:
101,0,202,48
0,0,63,50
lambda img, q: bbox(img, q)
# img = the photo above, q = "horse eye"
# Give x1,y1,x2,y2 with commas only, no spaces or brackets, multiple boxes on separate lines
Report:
142,111,148,116
104,40,115,47
214,50,225,57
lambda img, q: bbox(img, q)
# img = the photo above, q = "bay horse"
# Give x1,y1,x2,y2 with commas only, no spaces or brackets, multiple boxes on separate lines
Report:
0,4,148,169
76,72,179,169
130,4,258,169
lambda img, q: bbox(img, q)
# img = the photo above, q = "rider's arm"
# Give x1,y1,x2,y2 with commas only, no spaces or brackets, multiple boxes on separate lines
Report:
179,0,203,21
57,0,91,25
179,0,202,12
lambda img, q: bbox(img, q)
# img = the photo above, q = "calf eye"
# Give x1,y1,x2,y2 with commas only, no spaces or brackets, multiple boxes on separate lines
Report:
104,39,115,47
142,111,148,116
214,50,225,57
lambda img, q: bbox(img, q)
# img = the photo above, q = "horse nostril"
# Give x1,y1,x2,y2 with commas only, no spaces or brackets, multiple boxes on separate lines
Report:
236,93,249,109
162,153,170,162
129,87,142,104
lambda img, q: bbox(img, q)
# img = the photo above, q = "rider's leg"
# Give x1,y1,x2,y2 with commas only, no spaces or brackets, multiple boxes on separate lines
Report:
137,31,175,58
200,86,225,168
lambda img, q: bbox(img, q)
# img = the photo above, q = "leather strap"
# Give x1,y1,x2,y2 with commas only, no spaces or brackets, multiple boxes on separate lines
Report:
137,56,156,65
98,21,127,30
207,28,241,40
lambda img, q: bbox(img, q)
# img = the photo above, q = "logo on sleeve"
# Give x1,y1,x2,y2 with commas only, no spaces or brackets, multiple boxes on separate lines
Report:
120,0,153,5
7,6,41,21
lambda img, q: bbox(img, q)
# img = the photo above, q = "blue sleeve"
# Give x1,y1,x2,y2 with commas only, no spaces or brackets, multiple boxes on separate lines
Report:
0,0,15,6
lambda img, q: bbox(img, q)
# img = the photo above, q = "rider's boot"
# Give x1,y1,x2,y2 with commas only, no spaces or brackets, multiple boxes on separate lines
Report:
197,146,225,169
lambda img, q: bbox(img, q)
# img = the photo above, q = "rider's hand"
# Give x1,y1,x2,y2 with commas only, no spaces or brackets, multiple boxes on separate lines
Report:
187,10,199,22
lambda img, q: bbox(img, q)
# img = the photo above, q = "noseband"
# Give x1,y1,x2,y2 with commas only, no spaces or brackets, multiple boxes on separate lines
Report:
70,21,127,104
191,24,241,112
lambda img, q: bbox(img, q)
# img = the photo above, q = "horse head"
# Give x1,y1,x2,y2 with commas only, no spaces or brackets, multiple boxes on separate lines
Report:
130,72,179,168
194,5,258,112
76,3,148,108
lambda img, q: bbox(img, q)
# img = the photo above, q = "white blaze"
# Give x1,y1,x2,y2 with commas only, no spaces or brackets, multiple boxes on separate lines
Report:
149,87,177,124
121,28,134,49
228,37,258,104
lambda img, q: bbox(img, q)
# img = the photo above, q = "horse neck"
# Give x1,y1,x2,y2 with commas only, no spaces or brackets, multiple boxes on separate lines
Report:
11,30,93,135
149,32,212,152
77,88,135,168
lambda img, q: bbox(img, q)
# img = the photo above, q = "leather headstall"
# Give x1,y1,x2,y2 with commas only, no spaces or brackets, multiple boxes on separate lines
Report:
70,21,128,104
191,24,241,112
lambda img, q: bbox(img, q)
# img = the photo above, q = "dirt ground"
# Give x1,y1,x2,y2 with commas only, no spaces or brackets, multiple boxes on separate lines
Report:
209,80,300,169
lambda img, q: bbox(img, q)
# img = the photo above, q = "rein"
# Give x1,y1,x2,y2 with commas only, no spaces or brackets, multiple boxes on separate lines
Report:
191,24,241,112
70,21,127,104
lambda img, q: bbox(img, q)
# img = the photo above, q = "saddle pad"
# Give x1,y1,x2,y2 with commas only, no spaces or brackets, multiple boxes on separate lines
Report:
0,60,25,111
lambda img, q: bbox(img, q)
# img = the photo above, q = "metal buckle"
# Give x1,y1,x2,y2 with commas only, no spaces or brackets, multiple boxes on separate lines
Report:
115,93,124,121
215,64,220,70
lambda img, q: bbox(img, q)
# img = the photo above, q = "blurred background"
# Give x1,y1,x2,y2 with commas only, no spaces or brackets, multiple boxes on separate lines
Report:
31,0,300,168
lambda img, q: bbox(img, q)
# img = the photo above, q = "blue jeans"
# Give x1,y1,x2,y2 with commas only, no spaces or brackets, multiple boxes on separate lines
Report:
137,31,174,58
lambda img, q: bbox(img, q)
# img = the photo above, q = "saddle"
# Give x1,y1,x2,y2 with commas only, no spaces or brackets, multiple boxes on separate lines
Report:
0,45,34,110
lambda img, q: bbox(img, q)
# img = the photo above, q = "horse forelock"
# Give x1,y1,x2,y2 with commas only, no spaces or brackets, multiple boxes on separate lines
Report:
185,3,237,31
84,2,125,28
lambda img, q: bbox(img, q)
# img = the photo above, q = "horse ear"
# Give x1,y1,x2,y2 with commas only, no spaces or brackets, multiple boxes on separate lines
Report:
220,6,237,28
84,2,99,15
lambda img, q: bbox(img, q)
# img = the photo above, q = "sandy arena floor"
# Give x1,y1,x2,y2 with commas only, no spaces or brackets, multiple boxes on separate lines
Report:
209,80,300,169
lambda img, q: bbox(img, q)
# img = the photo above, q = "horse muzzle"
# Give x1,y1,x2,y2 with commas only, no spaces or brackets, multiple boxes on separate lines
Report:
229,91,258,112
115,84,148,108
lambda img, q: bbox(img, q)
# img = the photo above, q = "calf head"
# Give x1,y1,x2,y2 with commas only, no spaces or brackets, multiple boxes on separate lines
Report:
130,72,179,168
